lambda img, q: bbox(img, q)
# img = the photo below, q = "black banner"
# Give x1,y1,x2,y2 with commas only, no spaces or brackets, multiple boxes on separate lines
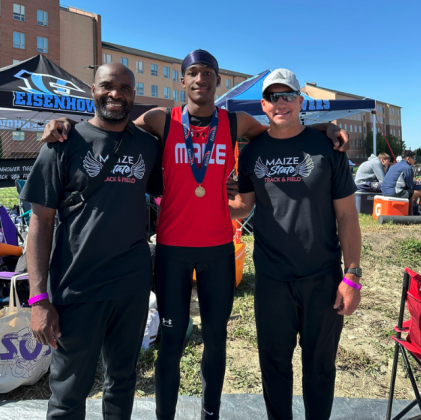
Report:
0,159,36,188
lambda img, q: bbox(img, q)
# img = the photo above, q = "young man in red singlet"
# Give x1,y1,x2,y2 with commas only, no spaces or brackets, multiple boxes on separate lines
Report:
41,50,349,420
137,50,350,420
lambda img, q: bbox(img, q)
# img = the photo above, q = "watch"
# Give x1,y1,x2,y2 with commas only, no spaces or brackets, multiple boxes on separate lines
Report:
344,267,362,277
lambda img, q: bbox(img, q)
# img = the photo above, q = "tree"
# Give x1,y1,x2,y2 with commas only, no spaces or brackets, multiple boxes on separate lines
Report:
365,131,406,160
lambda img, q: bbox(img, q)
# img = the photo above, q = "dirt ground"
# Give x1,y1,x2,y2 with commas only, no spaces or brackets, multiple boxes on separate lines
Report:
2,215,421,401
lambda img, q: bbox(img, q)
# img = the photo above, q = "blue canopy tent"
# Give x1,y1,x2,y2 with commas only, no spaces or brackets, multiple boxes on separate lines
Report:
215,70,376,125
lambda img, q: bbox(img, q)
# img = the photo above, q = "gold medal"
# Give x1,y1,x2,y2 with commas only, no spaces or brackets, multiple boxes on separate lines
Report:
195,186,206,197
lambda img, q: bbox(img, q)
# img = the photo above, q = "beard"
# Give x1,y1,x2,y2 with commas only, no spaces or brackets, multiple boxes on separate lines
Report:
94,96,132,125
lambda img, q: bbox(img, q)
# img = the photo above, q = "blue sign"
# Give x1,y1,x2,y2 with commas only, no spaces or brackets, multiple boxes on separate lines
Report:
12,68,94,113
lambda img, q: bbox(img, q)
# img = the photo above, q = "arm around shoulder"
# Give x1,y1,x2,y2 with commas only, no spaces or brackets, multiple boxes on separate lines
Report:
236,112,268,140
133,107,168,142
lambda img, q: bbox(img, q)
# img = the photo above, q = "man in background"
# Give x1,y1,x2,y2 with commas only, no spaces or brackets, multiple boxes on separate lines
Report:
382,150,421,215
354,152,390,192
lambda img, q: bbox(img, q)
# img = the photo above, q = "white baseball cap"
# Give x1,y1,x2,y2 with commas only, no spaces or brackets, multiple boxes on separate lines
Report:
262,68,301,95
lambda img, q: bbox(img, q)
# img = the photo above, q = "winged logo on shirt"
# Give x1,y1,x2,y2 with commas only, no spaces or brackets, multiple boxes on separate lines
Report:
128,154,146,179
83,152,146,179
254,157,269,179
254,154,314,179
83,151,103,177
292,153,314,177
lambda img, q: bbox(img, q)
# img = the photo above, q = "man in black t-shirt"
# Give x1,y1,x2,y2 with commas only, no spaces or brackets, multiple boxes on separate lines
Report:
229,69,362,420
21,63,162,420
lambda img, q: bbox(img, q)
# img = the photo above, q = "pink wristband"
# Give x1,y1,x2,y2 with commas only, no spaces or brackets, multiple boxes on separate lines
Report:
342,277,362,290
28,293,49,305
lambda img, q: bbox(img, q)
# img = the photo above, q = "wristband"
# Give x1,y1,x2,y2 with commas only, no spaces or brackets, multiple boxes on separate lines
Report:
342,277,362,290
28,293,49,306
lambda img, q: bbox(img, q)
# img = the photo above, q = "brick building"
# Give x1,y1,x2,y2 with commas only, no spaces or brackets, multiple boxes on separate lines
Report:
302,83,402,164
0,1,249,157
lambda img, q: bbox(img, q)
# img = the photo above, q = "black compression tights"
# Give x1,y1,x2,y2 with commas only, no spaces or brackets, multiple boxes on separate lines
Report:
154,245,236,420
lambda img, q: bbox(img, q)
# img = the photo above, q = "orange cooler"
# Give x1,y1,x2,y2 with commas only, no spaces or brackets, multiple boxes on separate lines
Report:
193,241,246,287
373,195,409,219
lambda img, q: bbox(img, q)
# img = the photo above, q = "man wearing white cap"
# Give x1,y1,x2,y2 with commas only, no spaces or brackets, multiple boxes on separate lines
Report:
229,69,362,420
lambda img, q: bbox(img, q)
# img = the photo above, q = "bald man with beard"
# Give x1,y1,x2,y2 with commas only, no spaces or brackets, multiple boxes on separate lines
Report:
20,63,163,420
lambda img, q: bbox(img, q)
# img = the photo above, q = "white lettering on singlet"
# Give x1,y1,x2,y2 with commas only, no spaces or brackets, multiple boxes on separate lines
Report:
174,143,226,165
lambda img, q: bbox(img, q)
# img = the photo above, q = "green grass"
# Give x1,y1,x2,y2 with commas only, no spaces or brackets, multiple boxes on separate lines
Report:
398,238,421,264
0,187,19,208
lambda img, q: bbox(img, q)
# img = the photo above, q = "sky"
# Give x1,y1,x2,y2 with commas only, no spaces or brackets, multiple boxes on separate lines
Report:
65,0,421,149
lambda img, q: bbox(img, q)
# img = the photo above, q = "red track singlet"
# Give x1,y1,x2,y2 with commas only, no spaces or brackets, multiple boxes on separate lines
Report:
156,106,235,247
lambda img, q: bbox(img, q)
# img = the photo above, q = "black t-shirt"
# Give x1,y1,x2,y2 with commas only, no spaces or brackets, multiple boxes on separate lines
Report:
238,127,356,281
20,121,163,304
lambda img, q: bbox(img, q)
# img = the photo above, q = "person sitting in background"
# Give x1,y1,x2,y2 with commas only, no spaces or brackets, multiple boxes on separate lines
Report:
381,150,421,215
354,153,390,192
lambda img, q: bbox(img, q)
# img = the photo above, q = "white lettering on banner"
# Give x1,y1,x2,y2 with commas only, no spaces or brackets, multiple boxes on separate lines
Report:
174,143,226,165
0,167,21,172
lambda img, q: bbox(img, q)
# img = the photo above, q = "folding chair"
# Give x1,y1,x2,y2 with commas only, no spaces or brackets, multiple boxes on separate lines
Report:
386,268,421,420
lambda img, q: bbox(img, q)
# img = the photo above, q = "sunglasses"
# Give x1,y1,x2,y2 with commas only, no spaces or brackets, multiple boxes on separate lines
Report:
263,91,301,103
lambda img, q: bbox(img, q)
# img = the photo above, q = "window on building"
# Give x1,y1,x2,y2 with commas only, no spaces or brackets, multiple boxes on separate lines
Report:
173,90,179,101
37,37,48,53
36,133,43,141
164,87,170,99
151,85,158,98
345,124,347,130
151,64,158,76
173,70,178,82
179,71,183,81
136,61,143,74
226,79,231,89
13,32,25,49
120,57,128,67
13,4,25,21
360,140,363,148
37,10,48,26
339,123,342,129
350,139,353,147
180,91,185,102
13,131,24,141
103,54,112,63
164,66,170,79
355,125,357,132
136,83,144,96
350,125,353,132
359,126,362,133
358,114,361,121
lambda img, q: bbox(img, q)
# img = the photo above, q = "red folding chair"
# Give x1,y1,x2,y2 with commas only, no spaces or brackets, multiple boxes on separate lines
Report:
386,268,421,420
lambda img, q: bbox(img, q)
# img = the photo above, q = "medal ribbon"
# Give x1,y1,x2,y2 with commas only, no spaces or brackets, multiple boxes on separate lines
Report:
182,105,219,185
